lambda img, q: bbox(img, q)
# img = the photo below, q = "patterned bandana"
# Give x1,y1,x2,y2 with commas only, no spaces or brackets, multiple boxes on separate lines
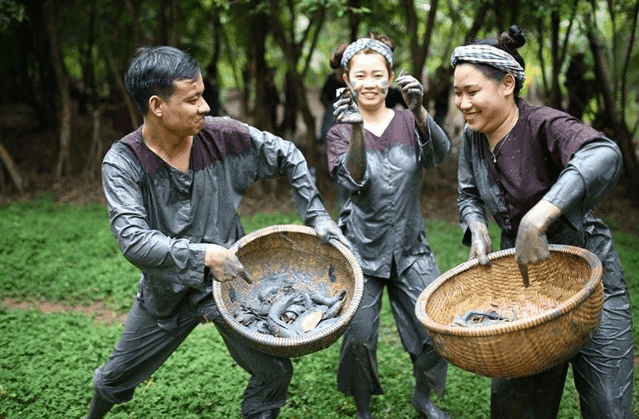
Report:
341,38,394,69
450,45,526,83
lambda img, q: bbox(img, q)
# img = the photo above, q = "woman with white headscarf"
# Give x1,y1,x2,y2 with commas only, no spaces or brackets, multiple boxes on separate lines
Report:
452,25,633,419
326,33,452,419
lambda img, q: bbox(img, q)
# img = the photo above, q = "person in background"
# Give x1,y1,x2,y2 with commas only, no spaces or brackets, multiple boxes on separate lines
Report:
84,46,347,419
326,33,452,419
452,24,633,419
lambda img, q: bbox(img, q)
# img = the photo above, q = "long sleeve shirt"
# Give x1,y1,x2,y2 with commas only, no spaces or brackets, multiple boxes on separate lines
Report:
457,99,625,290
102,116,330,320
326,109,451,277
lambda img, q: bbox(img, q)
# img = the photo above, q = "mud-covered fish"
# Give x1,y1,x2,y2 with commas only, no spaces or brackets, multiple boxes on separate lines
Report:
453,310,516,327
232,267,347,337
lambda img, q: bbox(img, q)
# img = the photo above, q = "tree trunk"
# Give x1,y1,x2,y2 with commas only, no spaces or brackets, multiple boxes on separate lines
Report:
586,21,639,194
251,10,275,132
549,11,562,109
45,0,73,179
124,0,140,47
279,71,298,137
156,0,169,45
80,5,97,113
536,18,550,94
98,19,140,129
0,143,24,194
401,0,419,69
169,0,179,47
267,2,327,190
348,0,361,41
84,104,104,179
400,0,438,81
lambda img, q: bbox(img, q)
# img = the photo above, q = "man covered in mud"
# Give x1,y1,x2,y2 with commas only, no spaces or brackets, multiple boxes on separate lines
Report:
84,46,347,419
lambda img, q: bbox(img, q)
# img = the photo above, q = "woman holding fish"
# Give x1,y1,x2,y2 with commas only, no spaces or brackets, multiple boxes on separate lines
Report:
326,33,452,419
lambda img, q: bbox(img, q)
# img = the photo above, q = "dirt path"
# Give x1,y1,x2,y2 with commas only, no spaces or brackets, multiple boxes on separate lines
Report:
2,297,129,325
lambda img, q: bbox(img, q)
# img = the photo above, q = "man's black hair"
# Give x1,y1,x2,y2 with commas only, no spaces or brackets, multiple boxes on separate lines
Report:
124,46,201,115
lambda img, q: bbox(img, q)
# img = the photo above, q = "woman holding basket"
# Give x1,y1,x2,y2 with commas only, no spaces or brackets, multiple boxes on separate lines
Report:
452,25,633,418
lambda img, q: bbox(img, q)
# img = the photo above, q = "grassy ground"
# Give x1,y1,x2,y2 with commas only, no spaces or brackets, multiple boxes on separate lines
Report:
0,196,637,418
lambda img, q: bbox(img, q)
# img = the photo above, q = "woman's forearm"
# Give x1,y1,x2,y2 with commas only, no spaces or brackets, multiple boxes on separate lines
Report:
345,122,367,181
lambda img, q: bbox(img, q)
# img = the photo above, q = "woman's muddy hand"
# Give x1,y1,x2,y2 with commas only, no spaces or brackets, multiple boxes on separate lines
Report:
333,88,363,125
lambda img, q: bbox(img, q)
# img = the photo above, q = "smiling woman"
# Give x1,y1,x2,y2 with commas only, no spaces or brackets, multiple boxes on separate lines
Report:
451,36,525,151
346,53,395,136
452,64,519,152
325,33,453,419
451,25,634,419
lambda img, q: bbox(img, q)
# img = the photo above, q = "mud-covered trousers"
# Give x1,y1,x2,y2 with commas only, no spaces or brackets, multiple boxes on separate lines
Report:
491,234,634,419
337,256,447,399
92,297,292,418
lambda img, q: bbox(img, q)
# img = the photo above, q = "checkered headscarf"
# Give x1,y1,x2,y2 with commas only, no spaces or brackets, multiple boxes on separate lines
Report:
341,38,393,69
450,45,526,83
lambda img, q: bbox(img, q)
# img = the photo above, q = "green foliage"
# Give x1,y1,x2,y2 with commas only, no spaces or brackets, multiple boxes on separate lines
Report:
0,196,138,310
0,200,637,417
241,210,304,234
0,0,25,32
0,309,121,418
610,229,639,345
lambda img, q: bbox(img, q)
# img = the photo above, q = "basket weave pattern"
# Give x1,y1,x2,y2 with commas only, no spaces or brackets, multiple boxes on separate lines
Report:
415,245,603,378
213,225,364,358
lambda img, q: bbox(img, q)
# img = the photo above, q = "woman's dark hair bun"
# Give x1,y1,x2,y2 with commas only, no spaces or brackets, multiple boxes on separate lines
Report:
501,25,526,50
369,32,396,52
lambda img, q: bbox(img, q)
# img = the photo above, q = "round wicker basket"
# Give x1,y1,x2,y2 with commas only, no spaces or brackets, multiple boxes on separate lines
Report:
213,224,364,358
415,245,603,379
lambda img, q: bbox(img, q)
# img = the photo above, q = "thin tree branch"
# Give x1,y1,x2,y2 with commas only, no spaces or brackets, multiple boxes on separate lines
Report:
559,0,578,66
302,9,325,78
605,0,620,105
621,0,639,127
418,0,439,70
536,17,549,93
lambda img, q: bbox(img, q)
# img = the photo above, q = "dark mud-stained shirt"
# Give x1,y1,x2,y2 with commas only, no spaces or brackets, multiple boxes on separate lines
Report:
102,116,329,320
326,109,451,277
457,100,625,290
457,99,622,240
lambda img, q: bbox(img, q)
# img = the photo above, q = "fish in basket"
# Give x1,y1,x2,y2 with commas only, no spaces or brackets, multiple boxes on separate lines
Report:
415,245,604,379
213,224,364,358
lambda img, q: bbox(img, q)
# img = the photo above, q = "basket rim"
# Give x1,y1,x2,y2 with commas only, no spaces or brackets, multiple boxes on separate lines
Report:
212,224,365,353
415,244,603,337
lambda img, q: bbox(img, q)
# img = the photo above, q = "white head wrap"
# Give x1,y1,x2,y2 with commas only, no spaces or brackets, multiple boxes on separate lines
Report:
340,38,393,68
450,44,526,83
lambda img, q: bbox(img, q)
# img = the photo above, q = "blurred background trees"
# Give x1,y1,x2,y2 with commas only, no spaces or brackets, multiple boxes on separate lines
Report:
1,0,638,197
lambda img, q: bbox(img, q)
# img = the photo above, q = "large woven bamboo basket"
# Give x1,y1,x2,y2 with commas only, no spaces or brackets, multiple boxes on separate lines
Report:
213,224,364,358
415,245,603,378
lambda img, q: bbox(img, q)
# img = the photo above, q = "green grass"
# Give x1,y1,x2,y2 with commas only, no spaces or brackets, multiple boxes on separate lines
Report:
0,196,637,418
